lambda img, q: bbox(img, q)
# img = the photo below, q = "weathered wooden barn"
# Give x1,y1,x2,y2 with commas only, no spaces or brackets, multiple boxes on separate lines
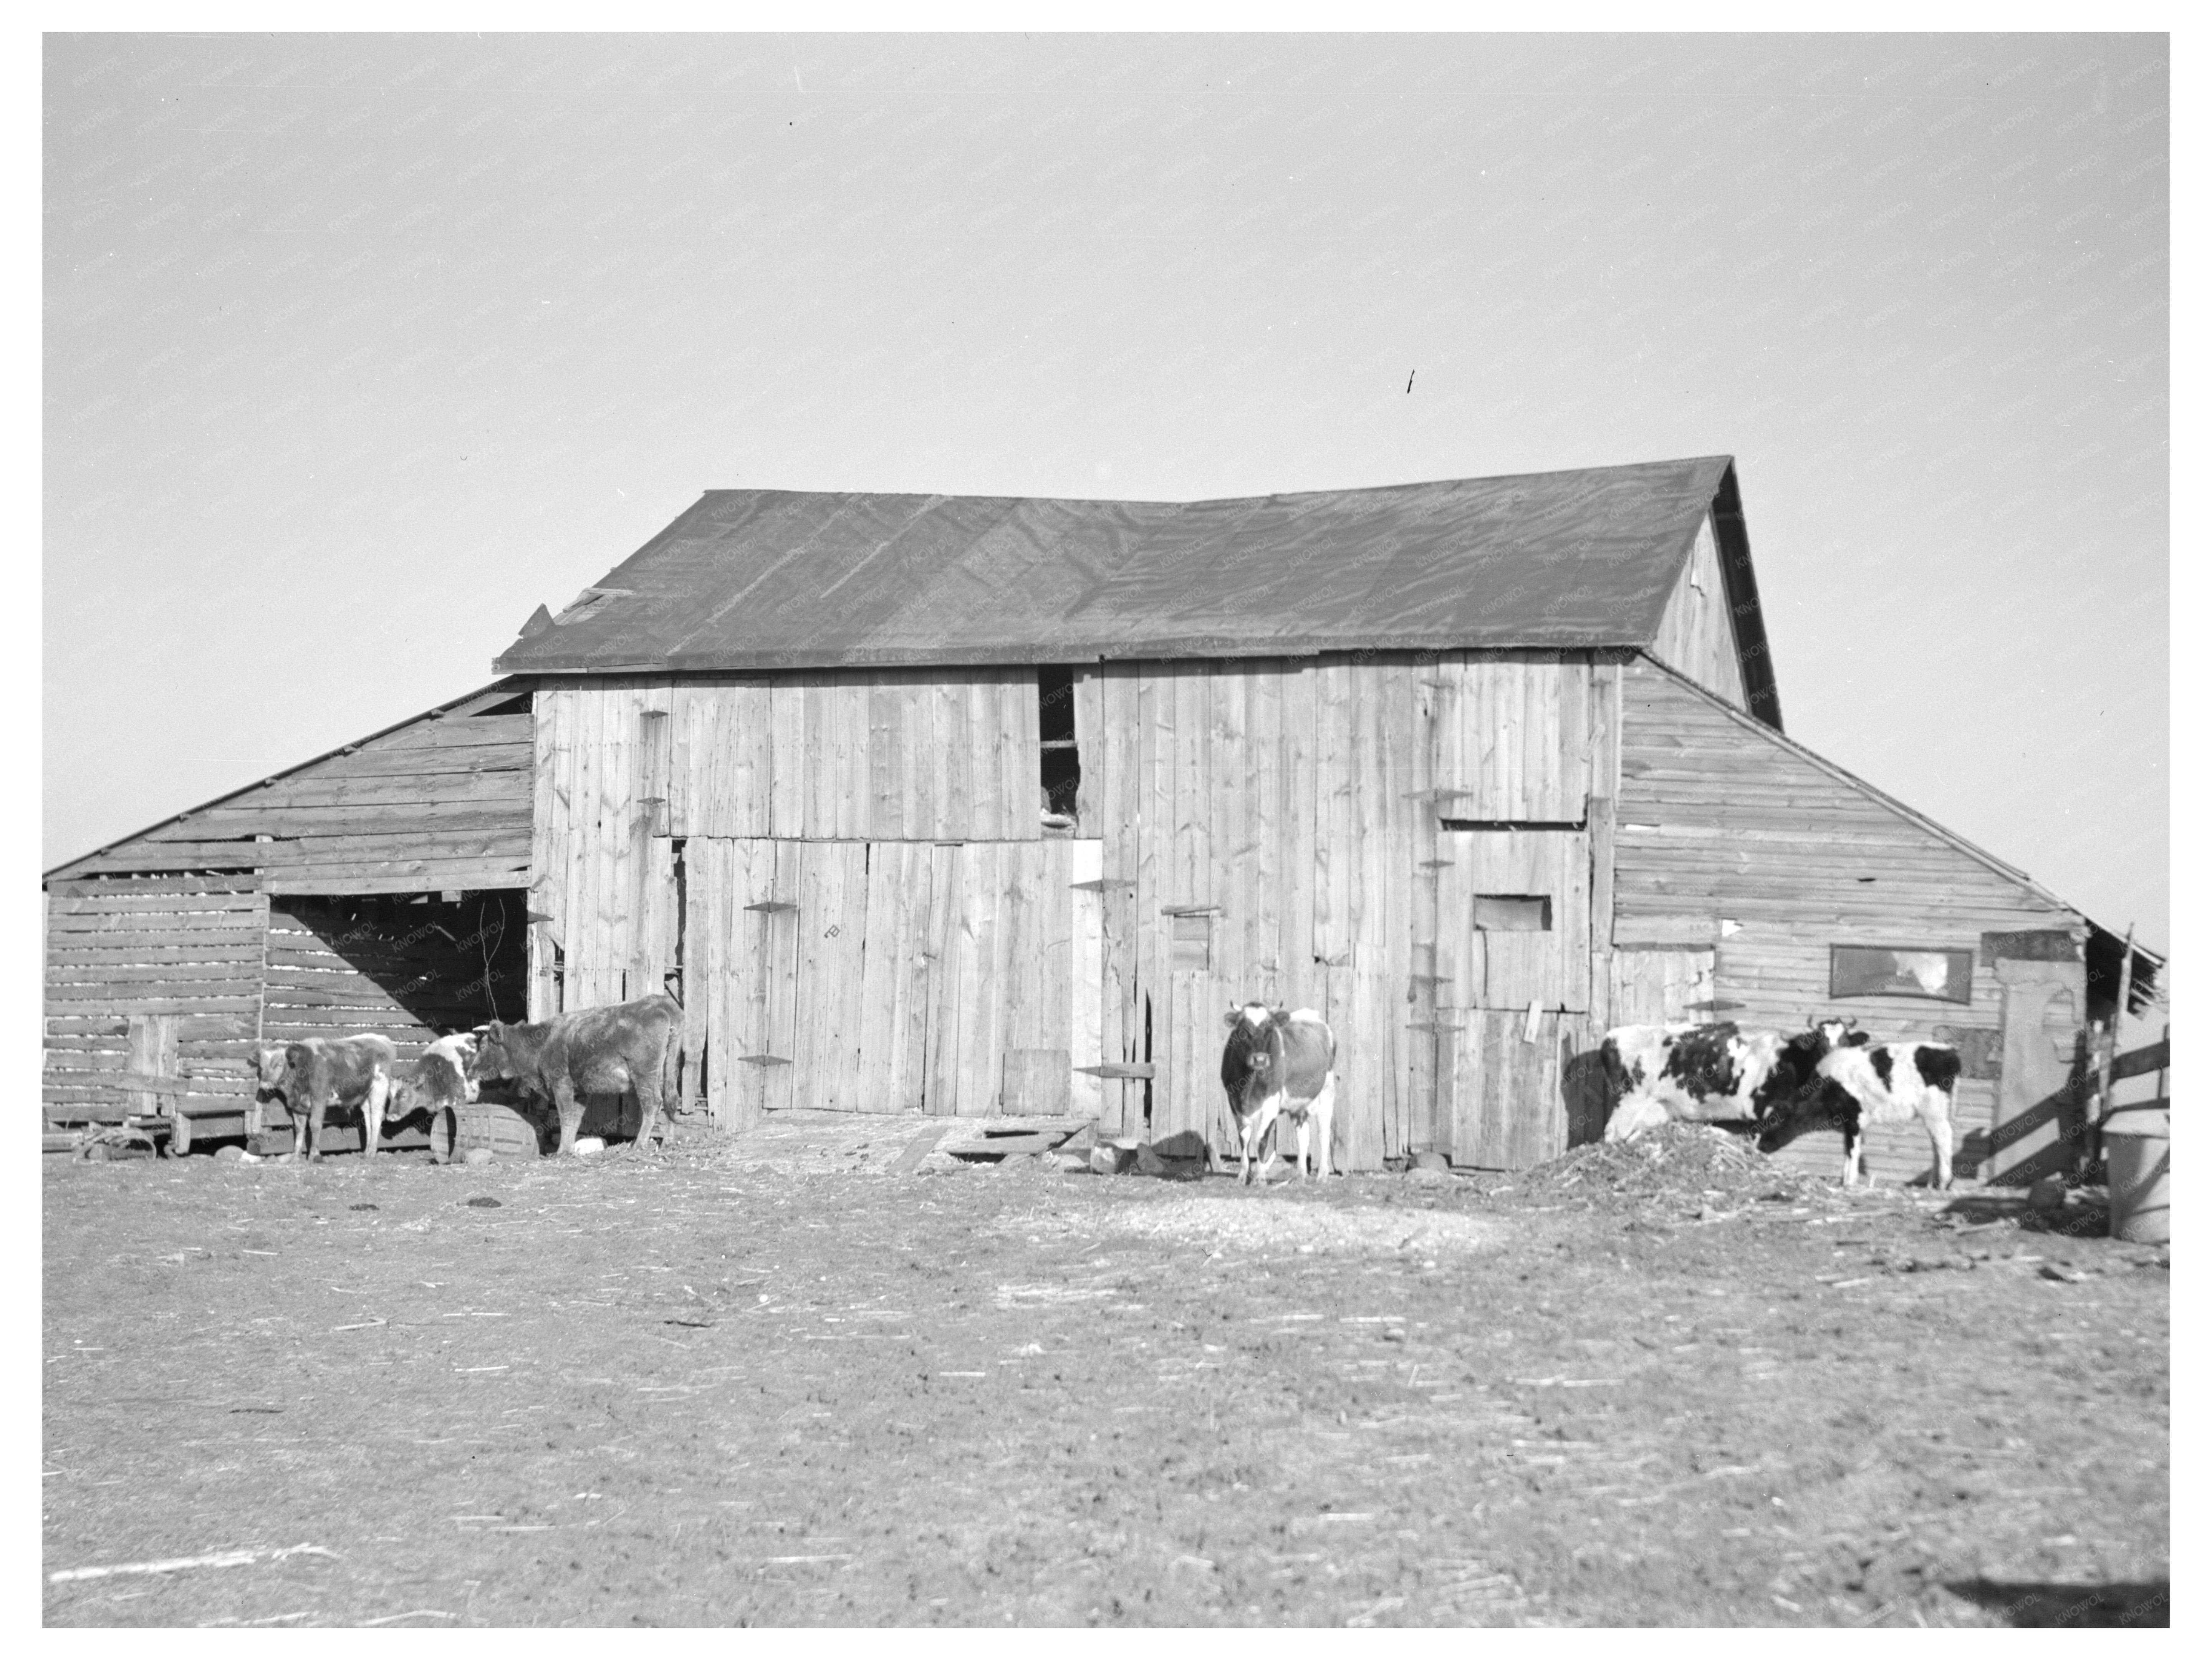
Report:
41,683,536,1150
45,455,2158,1179
480,455,2156,1182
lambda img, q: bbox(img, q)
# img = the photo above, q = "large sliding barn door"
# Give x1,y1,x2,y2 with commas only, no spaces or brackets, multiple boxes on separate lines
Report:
686,838,1089,1126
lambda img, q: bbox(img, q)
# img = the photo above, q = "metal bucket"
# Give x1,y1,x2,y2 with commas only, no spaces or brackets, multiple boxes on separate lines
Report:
2106,1111,2169,1245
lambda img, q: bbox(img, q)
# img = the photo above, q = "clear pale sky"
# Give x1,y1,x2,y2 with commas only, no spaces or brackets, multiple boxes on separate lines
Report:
43,32,2168,960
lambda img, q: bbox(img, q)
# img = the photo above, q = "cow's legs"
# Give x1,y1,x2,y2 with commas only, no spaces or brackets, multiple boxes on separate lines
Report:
360,1069,391,1160
1310,1072,1337,1179
1842,1125,1864,1188
1927,1097,1955,1191
290,1105,307,1161
1241,1093,1284,1185
551,1077,588,1156
306,1093,329,1162
633,1072,667,1155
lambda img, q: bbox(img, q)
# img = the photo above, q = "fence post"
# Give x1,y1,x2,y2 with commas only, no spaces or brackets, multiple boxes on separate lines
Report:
2092,924,2135,1170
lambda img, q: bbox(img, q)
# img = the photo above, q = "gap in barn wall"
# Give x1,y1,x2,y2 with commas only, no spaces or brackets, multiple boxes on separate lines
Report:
1038,664,1080,825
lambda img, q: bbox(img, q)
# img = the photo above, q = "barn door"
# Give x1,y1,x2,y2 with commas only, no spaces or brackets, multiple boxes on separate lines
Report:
1432,827,1591,1168
924,840,1076,1117
686,837,1086,1126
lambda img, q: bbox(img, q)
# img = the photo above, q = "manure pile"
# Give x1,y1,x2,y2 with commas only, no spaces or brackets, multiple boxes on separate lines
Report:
1513,1122,1817,1209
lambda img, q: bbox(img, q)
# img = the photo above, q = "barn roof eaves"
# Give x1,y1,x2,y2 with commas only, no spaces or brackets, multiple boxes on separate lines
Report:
41,679,530,885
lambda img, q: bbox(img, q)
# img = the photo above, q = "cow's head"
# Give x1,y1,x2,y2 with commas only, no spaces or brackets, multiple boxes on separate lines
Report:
1813,1015,1865,1052
253,1043,292,1092
469,1021,522,1083
1755,1078,1852,1155
1219,1002,1284,1122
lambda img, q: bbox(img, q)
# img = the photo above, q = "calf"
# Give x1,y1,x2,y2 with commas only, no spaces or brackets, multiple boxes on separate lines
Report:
471,994,683,1156
1756,1040,1963,1189
392,1032,479,1122
280,1034,401,1161
1600,1022,1801,1142
1220,1004,1339,1185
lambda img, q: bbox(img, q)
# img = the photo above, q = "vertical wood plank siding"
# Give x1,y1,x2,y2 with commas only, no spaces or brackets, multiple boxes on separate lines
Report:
1615,656,2080,1182
533,645,2065,1181
1646,516,1750,712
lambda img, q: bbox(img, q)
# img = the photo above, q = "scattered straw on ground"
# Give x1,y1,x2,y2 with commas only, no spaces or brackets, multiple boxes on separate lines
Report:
1093,1192,1501,1257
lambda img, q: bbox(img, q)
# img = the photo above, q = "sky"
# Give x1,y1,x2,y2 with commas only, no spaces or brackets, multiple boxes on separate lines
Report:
43,31,2169,964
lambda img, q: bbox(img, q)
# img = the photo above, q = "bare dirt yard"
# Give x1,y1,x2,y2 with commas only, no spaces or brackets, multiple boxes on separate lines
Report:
44,1116,2168,1629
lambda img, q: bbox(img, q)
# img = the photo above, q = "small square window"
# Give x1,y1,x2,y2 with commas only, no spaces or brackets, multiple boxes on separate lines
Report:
1829,945,1972,1004
1474,895,1552,932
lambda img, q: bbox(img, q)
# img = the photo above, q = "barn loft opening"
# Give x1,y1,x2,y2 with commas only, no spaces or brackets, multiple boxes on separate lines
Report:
1474,894,1553,932
1038,665,1080,825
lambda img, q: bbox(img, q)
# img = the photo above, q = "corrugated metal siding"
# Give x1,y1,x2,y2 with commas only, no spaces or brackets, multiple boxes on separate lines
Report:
494,458,1734,673
1614,656,2080,1183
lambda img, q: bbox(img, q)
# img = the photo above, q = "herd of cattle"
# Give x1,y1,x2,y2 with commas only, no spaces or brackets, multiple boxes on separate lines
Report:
249,990,1960,1190
1215,1005,1964,1189
249,993,685,1161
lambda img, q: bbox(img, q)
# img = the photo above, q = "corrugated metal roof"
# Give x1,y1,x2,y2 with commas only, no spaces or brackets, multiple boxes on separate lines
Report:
493,456,1738,674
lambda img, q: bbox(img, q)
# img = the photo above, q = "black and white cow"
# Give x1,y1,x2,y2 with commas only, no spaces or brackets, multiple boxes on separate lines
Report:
393,1032,479,1121
1756,1040,1963,1190
1599,1022,1807,1142
1220,1004,1339,1185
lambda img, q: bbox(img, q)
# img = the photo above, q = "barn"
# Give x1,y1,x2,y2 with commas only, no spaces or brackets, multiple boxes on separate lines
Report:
45,455,2158,1179
41,682,536,1152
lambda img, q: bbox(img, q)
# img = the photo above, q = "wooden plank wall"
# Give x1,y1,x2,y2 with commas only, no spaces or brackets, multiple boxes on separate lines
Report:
42,877,265,1124
59,696,533,892
679,836,1073,1129
644,669,1040,840
535,671,1043,1018
1646,517,1750,714
1615,656,2080,1182
1075,649,1601,1173
262,894,529,1059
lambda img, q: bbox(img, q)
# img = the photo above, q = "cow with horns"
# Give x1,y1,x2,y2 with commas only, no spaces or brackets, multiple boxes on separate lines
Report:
1219,1004,1339,1185
470,994,684,1156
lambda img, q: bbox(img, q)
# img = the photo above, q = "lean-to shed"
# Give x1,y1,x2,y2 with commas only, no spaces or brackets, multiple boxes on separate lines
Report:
487,455,2158,1182
41,683,536,1150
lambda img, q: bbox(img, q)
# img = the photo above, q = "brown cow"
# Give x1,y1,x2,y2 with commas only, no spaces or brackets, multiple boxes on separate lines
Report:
262,1034,401,1160
470,995,683,1156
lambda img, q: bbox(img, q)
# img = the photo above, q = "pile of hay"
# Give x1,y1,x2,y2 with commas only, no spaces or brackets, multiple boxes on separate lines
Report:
1513,1122,1812,1209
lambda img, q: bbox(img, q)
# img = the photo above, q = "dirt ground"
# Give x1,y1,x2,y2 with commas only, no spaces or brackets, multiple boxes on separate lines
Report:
43,1115,2169,1629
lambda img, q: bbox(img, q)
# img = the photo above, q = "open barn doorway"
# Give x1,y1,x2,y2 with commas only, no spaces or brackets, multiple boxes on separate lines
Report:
259,890,530,1152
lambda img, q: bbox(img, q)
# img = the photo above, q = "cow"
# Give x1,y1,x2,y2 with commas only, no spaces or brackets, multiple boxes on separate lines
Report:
1756,1040,1964,1190
470,994,684,1157
1599,1022,1807,1142
392,1031,479,1122
1219,1004,1338,1185
275,1034,401,1161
